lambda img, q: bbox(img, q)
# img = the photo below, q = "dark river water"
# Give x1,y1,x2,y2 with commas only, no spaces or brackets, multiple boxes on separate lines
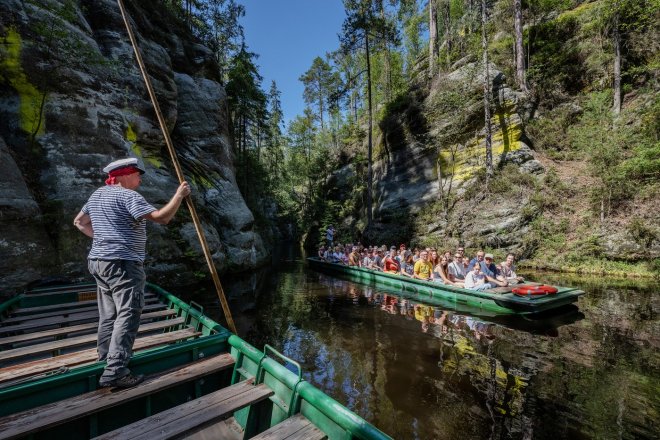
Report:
190,252,659,440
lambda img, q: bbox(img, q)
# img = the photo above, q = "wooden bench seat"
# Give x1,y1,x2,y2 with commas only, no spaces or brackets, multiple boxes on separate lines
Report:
2,297,160,324
93,381,273,440
0,353,236,440
0,309,178,347
0,327,201,385
10,293,158,316
0,317,186,364
251,413,327,440
25,284,97,294
0,303,167,335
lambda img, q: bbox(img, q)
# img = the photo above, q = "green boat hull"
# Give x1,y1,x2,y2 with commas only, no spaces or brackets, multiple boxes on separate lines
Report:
308,257,584,315
0,282,391,440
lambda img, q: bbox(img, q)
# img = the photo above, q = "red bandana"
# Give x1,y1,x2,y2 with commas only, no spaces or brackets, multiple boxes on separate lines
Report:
105,166,140,185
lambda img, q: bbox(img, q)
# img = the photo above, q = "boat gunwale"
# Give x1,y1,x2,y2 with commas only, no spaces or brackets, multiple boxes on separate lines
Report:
0,282,393,440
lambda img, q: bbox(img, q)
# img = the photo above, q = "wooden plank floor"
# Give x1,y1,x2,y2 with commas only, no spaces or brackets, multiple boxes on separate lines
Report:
0,303,167,335
93,381,273,440
10,293,158,316
0,328,201,385
0,309,178,347
2,297,160,324
0,317,186,364
0,353,236,440
251,414,327,440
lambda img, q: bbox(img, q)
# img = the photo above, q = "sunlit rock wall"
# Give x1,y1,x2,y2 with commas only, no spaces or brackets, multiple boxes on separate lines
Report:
0,0,268,292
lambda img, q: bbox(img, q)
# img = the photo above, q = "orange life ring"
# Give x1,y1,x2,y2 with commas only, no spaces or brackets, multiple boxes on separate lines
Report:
512,285,558,296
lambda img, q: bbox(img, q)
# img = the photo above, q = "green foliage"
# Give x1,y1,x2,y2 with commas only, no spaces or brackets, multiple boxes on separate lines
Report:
567,91,633,216
488,164,536,194
526,104,582,158
627,218,658,250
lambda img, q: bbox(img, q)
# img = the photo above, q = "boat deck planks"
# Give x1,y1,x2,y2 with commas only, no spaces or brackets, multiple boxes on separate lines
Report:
0,309,178,347
0,317,186,363
0,353,236,440
0,303,167,335
251,413,327,440
92,381,273,440
1,297,160,324
0,328,201,384
10,293,158,316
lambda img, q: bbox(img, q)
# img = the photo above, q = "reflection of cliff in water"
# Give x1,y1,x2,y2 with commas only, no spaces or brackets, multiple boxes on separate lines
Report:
190,260,658,440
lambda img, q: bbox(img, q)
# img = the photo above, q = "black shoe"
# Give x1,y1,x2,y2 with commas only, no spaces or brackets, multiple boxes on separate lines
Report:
100,373,144,388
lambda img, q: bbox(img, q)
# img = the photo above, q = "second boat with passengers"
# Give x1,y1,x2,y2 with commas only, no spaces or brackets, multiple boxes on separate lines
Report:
307,257,584,314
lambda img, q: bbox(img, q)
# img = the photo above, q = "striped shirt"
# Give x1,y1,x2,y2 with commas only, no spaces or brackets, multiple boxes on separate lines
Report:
82,186,156,262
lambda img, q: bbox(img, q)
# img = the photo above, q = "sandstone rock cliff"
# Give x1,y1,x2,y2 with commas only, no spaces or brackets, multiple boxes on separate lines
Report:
0,0,268,292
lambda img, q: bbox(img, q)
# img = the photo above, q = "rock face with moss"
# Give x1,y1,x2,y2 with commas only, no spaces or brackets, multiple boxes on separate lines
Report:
0,0,268,291
359,61,542,252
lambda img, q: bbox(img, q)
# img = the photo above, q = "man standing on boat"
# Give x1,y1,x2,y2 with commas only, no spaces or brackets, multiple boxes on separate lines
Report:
73,158,191,388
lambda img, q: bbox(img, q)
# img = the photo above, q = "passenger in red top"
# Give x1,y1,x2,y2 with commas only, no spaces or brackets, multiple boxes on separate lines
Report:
383,251,400,274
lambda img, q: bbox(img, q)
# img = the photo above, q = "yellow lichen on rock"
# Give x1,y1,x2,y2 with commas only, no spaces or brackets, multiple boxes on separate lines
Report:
0,28,45,136
438,102,523,182
125,123,162,168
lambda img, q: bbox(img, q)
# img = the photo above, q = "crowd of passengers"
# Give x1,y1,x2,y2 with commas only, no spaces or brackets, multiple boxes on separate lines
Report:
317,242,524,292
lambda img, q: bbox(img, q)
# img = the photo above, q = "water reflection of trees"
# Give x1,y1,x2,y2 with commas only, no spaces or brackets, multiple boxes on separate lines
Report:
230,268,659,440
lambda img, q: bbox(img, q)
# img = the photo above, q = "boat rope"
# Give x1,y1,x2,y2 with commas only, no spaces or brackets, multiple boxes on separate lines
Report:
116,0,237,334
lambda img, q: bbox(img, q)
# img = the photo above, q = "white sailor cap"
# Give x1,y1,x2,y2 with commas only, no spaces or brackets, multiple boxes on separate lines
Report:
102,158,146,174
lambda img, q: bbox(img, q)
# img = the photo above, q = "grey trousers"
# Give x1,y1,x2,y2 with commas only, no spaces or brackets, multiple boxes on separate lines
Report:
88,259,145,382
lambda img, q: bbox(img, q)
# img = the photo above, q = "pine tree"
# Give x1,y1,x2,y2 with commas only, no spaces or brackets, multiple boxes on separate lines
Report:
300,56,334,130
340,0,398,228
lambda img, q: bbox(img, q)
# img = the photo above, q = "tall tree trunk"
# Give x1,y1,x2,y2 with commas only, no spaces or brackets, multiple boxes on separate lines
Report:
366,34,373,228
429,0,438,78
319,86,325,129
612,8,622,115
514,0,527,91
482,0,493,179
443,0,452,68
380,3,392,102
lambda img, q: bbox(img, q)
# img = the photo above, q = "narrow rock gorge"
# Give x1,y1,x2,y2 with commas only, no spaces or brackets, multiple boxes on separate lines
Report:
0,0,268,292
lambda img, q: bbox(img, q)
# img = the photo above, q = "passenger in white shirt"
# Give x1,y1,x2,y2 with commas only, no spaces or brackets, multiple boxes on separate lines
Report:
464,264,497,291
448,253,467,280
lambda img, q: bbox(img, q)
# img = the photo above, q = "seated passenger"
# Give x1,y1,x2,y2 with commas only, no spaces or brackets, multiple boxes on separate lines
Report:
323,247,334,262
482,253,508,287
429,249,439,268
361,249,372,268
412,248,421,262
332,246,344,263
318,245,326,260
464,264,496,291
467,250,485,271
443,250,452,263
499,253,524,283
462,256,470,272
383,251,400,274
434,256,465,287
372,249,385,270
395,248,406,267
348,247,361,266
448,253,467,280
400,253,415,277
413,250,434,281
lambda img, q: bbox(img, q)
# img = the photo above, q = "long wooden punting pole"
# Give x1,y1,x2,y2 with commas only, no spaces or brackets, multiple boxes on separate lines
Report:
116,0,237,334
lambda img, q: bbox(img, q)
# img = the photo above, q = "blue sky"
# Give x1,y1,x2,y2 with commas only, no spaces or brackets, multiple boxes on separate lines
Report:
239,1,347,125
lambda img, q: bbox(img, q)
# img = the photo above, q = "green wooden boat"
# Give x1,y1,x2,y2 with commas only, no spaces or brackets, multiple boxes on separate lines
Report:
308,257,584,315
0,282,391,440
